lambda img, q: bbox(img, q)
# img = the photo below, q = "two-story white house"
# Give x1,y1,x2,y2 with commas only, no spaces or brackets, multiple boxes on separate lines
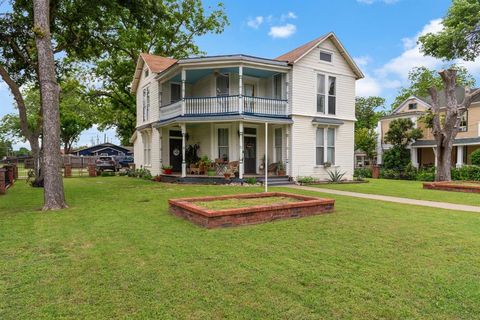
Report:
130,33,363,181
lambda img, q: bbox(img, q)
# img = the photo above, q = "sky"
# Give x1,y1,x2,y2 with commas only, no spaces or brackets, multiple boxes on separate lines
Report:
1,0,479,150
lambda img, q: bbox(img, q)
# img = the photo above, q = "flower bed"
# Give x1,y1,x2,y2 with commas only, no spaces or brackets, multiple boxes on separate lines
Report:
423,181,480,193
168,192,335,228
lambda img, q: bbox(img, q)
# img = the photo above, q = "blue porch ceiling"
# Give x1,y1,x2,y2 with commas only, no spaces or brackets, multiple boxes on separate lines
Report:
170,67,280,84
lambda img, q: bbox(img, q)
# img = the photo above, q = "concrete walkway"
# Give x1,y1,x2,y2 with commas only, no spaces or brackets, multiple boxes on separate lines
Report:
285,185,480,213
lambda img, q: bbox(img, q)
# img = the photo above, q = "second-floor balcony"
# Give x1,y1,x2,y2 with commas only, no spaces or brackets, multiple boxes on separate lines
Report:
159,95,288,120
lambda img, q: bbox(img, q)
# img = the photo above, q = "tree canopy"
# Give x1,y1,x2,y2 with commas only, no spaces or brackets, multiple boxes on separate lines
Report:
419,0,480,61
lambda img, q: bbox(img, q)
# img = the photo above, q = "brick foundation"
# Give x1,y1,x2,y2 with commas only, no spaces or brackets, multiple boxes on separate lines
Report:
88,164,97,177
64,165,72,178
423,181,480,193
169,192,335,228
0,169,6,195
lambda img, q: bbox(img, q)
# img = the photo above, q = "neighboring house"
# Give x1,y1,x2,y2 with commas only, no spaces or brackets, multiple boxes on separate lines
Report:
130,32,363,180
377,88,480,168
72,143,133,157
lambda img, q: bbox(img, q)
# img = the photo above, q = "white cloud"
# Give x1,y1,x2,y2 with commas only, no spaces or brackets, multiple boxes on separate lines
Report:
280,11,297,21
268,24,296,39
356,74,382,97
357,0,399,4
354,56,372,67
247,16,264,29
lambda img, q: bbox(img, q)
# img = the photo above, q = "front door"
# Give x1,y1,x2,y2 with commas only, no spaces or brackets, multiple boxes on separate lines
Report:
244,136,256,174
169,139,182,172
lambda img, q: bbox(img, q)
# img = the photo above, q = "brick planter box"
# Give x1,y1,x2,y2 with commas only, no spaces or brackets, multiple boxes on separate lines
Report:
423,181,480,193
169,192,335,228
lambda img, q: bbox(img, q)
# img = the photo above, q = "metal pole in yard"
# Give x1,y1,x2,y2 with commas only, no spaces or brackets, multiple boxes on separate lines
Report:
265,122,268,193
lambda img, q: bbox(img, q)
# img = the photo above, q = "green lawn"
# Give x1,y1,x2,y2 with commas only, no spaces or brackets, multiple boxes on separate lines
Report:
313,179,480,206
2,177,480,319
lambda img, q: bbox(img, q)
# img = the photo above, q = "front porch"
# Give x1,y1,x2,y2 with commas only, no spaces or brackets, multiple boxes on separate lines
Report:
141,119,292,179
411,142,480,168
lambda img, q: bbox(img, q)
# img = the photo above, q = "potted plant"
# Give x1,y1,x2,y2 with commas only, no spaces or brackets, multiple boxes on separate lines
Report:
223,169,232,179
276,162,286,176
162,164,173,175
323,162,332,168
207,167,216,176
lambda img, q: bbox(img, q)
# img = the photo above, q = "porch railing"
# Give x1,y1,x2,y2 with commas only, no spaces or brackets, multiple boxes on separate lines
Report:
159,101,183,120
243,96,288,117
185,95,239,115
159,95,288,121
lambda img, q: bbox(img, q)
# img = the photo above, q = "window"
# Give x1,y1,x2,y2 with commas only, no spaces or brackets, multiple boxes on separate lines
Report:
459,112,468,132
170,83,181,103
328,76,336,115
142,87,150,121
273,74,282,99
317,74,325,113
274,128,282,162
316,128,324,165
218,128,229,161
144,69,149,78
216,74,229,96
143,133,151,166
316,127,335,165
320,51,332,62
317,74,336,115
408,103,417,110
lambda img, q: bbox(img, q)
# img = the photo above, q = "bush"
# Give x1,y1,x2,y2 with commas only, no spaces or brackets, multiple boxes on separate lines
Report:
354,168,372,179
383,146,410,171
296,176,316,184
380,169,400,180
471,149,480,166
244,177,257,185
453,165,480,181
126,168,152,180
402,162,418,180
416,167,435,181
327,169,346,182
100,171,115,177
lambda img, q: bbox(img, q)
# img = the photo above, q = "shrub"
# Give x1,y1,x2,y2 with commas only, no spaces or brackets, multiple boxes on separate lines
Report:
380,169,400,180
471,149,480,166
127,168,152,180
354,167,372,179
454,165,480,181
416,167,435,181
296,176,316,184
100,171,115,177
383,146,410,171
244,177,257,185
401,162,418,180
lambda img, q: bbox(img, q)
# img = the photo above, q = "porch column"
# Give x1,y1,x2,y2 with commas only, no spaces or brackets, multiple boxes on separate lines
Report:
238,66,243,114
265,122,268,192
180,123,187,177
456,145,464,168
157,127,163,170
239,122,244,179
433,147,438,168
181,69,186,116
285,71,290,114
411,147,418,168
285,125,290,176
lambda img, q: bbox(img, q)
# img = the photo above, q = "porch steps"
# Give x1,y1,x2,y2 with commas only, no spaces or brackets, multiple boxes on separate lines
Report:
257,176,294,186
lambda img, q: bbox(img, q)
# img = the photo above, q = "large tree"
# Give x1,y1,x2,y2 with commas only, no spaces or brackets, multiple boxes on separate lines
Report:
383,118,423,171
87,0,228,144
417,0,480,181
33,0,67,210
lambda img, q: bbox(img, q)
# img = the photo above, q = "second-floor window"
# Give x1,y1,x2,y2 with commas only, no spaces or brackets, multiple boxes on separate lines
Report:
459,112,468,132
320,51,332,63
317,74,336,115
273,74,282,99
408,103,417,110
143,87,150,121
171,83,181,103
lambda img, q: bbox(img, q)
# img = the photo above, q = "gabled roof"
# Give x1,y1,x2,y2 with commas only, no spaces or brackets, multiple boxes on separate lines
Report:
274,32,364,79
131,53,177,93
390,96,432,115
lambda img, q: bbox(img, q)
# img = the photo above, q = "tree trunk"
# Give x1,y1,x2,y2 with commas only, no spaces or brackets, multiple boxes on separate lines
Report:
435,142,453,181
30,137,45,187
33,0,67,210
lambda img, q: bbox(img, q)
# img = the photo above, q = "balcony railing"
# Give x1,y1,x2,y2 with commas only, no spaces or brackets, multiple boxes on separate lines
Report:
159,95,288,121
185,95,239,115
243,96,288,117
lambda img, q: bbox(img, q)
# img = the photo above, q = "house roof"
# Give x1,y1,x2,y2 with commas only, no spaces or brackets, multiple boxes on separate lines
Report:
73,143,132,154
131,53,178,93
274,32,364,79
412,137,480,147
